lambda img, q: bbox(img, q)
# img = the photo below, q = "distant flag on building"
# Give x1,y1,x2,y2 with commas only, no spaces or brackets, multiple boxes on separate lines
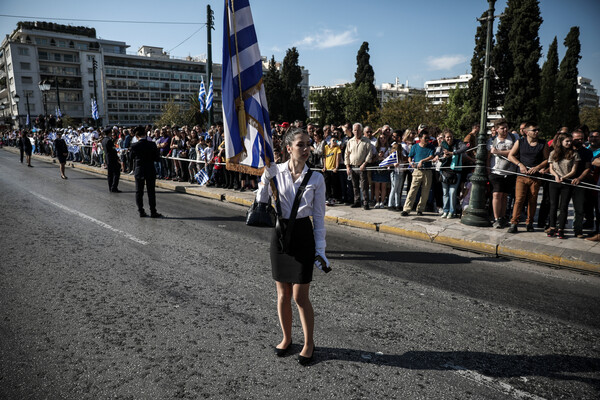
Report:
222,0,274,175
56,107,62,118
91,98,99,120
206,74,214,110
195,169,209,186
198,77,206,113
379,151,398,168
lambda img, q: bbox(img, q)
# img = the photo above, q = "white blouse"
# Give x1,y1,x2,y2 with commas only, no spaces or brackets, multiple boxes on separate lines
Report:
256,161,326,254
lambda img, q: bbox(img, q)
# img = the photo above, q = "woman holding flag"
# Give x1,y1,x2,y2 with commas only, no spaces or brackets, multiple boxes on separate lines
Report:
256,128,329,366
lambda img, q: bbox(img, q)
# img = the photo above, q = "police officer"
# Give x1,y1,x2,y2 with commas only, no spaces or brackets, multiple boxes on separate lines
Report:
130,125,162,218
101,127,121,193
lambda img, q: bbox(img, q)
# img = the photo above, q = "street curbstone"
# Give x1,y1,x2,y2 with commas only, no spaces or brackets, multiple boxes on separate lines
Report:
338,217,377,231
378,224,431,241
433,235,497,255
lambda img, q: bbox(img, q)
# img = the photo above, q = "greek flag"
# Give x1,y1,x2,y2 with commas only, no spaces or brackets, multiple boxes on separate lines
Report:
379,151,398,168
206,74,214,110
195,169,209,186
222,0,274,175
91,98,99,120
198,78,206,113
56,107,62,118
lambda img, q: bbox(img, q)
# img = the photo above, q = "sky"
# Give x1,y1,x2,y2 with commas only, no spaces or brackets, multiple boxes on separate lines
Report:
1,0,599,90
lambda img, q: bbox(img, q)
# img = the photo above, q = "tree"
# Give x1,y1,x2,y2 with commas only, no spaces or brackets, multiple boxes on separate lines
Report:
445,85,473,135
347,42,378,122
309,87,346,126
280,47,306,122
490,0,515,111
538,37,559,138
580,107,600,131
503,0,543,125
378,95,446,131
263,56,285,122
155,99,191,127
555,26,581,130
467,10,493,126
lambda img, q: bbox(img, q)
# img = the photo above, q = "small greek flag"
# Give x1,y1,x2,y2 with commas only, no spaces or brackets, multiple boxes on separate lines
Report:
56,107,62,118
206,74,213,110
198,78,206,113
195,169,209,186
91,98,99,120
379,151,398,168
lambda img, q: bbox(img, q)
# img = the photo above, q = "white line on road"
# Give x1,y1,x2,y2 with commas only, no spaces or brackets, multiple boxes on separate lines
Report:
443,363,546,400
29,191,148,245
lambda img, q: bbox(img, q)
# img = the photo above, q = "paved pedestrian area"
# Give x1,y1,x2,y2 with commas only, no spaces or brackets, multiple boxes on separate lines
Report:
7,148,599,273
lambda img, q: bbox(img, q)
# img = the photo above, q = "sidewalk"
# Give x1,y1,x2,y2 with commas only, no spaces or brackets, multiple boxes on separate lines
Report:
7,147,600,274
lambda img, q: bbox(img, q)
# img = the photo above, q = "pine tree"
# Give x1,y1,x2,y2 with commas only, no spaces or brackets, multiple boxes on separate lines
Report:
538,37,559,138
263,56,285,122
490,0,515,112
503,0,543,125
467,11,492,127
280,47,306,122
349,41,378,121
556,26,581,130
445,85,472,135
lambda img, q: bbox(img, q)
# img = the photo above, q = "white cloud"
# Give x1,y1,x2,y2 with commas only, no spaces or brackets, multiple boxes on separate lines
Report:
426,55,469,70
293,28,358,50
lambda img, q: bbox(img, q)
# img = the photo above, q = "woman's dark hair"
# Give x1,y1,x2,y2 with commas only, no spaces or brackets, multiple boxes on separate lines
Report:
550,133,574,162
283,127,307,148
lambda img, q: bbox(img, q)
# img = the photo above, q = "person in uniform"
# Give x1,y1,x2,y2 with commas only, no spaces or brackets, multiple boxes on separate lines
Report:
54,131,69,179
101,127,121,193
130,125,162,218
19,131,33,167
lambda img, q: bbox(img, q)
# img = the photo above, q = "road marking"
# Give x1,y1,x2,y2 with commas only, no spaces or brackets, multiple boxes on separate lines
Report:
30,191,148,245
443,363,546,400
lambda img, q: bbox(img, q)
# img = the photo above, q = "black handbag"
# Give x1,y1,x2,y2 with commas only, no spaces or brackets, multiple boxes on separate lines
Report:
246,200,277,227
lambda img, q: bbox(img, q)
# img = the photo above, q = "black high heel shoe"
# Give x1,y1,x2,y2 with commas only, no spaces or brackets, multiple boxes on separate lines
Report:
297,349,314,366
274,341,292,357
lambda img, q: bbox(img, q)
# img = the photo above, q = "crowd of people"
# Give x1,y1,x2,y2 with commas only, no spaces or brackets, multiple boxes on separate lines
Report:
2,118,599,240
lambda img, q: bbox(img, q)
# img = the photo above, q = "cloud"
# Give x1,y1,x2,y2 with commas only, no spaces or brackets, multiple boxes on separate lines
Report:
426,55,469,70
293,28,358,50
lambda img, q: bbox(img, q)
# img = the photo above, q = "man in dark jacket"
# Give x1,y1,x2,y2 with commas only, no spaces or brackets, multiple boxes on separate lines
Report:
19,131,33,167
101,127,121,192
130,126,162,218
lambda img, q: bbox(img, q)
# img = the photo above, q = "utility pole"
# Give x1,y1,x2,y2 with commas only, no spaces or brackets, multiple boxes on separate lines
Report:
206,4,214,128
92,58,99,128
462,0,496,227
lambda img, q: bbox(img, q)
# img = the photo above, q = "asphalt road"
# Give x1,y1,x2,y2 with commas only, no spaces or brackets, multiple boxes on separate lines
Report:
1,149,599,400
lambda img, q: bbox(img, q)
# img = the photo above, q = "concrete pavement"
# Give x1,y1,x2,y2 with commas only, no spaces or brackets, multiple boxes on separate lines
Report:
7,147,599,274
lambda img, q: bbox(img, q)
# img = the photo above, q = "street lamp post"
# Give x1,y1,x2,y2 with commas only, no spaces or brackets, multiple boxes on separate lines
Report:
25,92,31,129
39,80,51,130
13,94,20,129
461,0,496,227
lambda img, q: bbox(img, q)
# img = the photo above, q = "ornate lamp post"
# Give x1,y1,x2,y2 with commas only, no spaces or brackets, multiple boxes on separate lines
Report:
461,0,496,227
39,80,51,129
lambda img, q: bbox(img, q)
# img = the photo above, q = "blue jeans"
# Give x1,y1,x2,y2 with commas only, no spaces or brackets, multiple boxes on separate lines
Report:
388,170,405,208
442,173,461,214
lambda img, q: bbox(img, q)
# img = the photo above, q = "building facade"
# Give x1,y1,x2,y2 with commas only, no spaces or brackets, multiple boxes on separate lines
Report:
424,74,472,105
577,76,599,108
0,21,223,128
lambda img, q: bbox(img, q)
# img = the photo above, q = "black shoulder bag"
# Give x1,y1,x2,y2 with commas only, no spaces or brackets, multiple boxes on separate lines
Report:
275,170,313,254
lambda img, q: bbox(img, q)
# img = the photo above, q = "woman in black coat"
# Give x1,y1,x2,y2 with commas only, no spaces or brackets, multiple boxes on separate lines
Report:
54,131,69,179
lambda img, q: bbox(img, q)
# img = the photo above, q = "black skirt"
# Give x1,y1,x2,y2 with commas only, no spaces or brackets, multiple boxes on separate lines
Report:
270,217,315,284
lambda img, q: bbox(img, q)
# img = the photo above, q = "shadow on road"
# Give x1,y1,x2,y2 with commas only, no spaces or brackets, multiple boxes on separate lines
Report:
161,215,245,222
308,348,600,387
326,250,477,264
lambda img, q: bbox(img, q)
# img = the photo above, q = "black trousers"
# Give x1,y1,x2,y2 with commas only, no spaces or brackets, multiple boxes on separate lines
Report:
107,164,120,191
350,168,369,205
135,176,156,213
548,182,573,230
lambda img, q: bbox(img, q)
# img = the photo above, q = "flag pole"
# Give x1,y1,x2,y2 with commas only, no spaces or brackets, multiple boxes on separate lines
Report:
207,4,214,129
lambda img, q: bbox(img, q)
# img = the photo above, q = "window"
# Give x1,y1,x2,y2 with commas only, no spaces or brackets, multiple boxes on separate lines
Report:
18,47,29,56
20,62,31,70
88,68,94,74
54,53,61,61
57,40,67,48
76,43,88,51
63,54,74,62
38,51,48,60
35,37,48,46
88,80,95,87
21,76,33,84
87,55,95,61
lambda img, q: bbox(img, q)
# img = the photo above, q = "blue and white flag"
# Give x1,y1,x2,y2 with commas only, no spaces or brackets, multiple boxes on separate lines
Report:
56,107,62,118
26,114,30,126
206,74,214,110
198,78,206,113
91,98,99,120
379,151,398,168
222,0,274,175
195,169,209,186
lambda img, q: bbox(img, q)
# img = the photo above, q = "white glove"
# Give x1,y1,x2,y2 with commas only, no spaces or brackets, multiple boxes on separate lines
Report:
264,163,279,180
314,252,331,273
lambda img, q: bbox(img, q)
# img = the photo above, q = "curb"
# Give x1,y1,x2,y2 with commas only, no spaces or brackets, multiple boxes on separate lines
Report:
4,147,599,274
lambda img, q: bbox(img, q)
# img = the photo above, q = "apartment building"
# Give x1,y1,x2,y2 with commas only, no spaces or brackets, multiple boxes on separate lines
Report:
577,76,599,108
424,74,472,105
